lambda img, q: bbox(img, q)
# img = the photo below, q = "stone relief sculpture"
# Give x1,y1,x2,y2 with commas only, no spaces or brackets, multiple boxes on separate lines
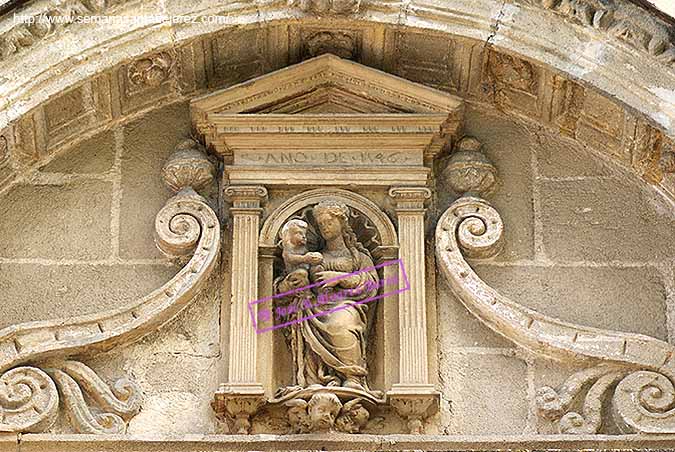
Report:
435,136,675,435
0,139,220,434
268,200,385,433
288,0,361,14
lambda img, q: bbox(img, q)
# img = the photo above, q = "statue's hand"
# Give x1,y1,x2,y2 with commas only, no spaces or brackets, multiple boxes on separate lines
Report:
315,271,345,288
304,252,324,265
280,269,310,292
290,272,310,288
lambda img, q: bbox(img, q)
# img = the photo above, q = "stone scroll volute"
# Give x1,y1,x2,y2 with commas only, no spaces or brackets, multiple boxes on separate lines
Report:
434,136,675,435
0,138,221,434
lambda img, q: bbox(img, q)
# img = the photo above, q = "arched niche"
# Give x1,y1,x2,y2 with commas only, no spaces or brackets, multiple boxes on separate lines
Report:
257,188,400,394
259,188,398,248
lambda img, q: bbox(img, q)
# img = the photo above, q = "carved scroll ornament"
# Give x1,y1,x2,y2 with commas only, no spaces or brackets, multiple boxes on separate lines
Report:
435,137,675,434
0,140,220,433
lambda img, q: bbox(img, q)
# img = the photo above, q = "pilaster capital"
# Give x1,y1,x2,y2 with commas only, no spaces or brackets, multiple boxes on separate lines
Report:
388,186,431,212
224,185,268,211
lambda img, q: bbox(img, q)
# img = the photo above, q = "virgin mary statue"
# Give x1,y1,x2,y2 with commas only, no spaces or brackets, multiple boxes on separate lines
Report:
275,200,380,396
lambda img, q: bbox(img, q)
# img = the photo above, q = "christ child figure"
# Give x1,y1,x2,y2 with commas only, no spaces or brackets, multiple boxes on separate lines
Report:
280,219,324,289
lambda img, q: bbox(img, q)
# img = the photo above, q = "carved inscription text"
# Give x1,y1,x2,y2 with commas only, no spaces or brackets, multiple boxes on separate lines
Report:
235,151,420,166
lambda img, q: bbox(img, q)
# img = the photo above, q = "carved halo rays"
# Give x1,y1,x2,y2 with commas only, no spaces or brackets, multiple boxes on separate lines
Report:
259,188,398,248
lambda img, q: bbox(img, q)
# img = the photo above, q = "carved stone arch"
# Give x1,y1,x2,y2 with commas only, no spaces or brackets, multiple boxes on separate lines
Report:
259,188,398,249
0,1,674,200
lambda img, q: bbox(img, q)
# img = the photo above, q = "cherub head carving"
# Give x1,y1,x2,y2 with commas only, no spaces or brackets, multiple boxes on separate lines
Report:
335,398,370,433
307,391,342,432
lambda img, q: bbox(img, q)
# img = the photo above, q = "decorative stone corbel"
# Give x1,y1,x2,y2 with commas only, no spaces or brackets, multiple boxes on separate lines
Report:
435,136,675,434
389,390,440,434
212,387,266,434
0,137,220,434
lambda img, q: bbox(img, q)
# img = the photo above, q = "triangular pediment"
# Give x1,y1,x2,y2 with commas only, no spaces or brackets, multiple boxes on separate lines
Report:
191,54,462,117
190,54,464,169
249,86,406,114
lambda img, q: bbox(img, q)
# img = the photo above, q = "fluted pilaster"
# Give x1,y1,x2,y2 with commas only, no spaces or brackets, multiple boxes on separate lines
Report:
388,187,431,384
223,185,268,386
387,186,439,433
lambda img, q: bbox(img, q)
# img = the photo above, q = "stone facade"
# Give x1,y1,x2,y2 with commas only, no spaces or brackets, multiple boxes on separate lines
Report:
0,0,674,451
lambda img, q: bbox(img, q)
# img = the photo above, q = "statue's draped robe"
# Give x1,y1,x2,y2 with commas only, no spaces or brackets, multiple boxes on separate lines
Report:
303,249,379,385
275,248,379,387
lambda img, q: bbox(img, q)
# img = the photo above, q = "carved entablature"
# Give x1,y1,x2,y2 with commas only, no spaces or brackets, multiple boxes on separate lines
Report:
190,54,465,434
191,54,464,184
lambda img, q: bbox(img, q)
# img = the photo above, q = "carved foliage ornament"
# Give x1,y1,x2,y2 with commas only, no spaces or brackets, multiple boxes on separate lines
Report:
530,0,675,65
435,136,675,435
304,31,358,60
0,361,141,434
127,51,175,91
0,0,121,61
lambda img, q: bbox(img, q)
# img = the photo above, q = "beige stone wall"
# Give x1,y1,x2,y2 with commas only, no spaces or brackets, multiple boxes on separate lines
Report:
0,102,194,329
0,95,673,435
434,103,675,435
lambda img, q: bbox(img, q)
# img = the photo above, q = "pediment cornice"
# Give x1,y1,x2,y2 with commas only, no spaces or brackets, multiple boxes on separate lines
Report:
191,54,464,168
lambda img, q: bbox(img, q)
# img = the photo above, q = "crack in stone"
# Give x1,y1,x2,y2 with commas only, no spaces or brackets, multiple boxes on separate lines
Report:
481,0,508,104
485,0,507,50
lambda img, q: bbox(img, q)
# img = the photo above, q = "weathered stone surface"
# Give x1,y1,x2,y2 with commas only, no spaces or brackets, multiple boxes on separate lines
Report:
0,263,178,330
536,136,613,178
474,264,668,340
540,178,675,262
0,10,674,438
459,105,534,261
436,276,511,348
438,352,528,434
89,278,222,435
41,131,115,174
436,190,675,436
531,359,587,435
120,101,191,259
0,181,112,259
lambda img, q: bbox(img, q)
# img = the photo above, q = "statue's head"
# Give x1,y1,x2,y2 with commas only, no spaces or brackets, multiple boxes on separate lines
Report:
280,219,309,247
312,200,350,242
307,391,342,431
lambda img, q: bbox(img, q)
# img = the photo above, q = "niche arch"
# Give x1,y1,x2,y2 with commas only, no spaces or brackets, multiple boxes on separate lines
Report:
260,188,398,249
257,188,400,395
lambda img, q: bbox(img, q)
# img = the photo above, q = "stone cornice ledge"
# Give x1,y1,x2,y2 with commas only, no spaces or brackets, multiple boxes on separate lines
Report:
4,433,675,451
